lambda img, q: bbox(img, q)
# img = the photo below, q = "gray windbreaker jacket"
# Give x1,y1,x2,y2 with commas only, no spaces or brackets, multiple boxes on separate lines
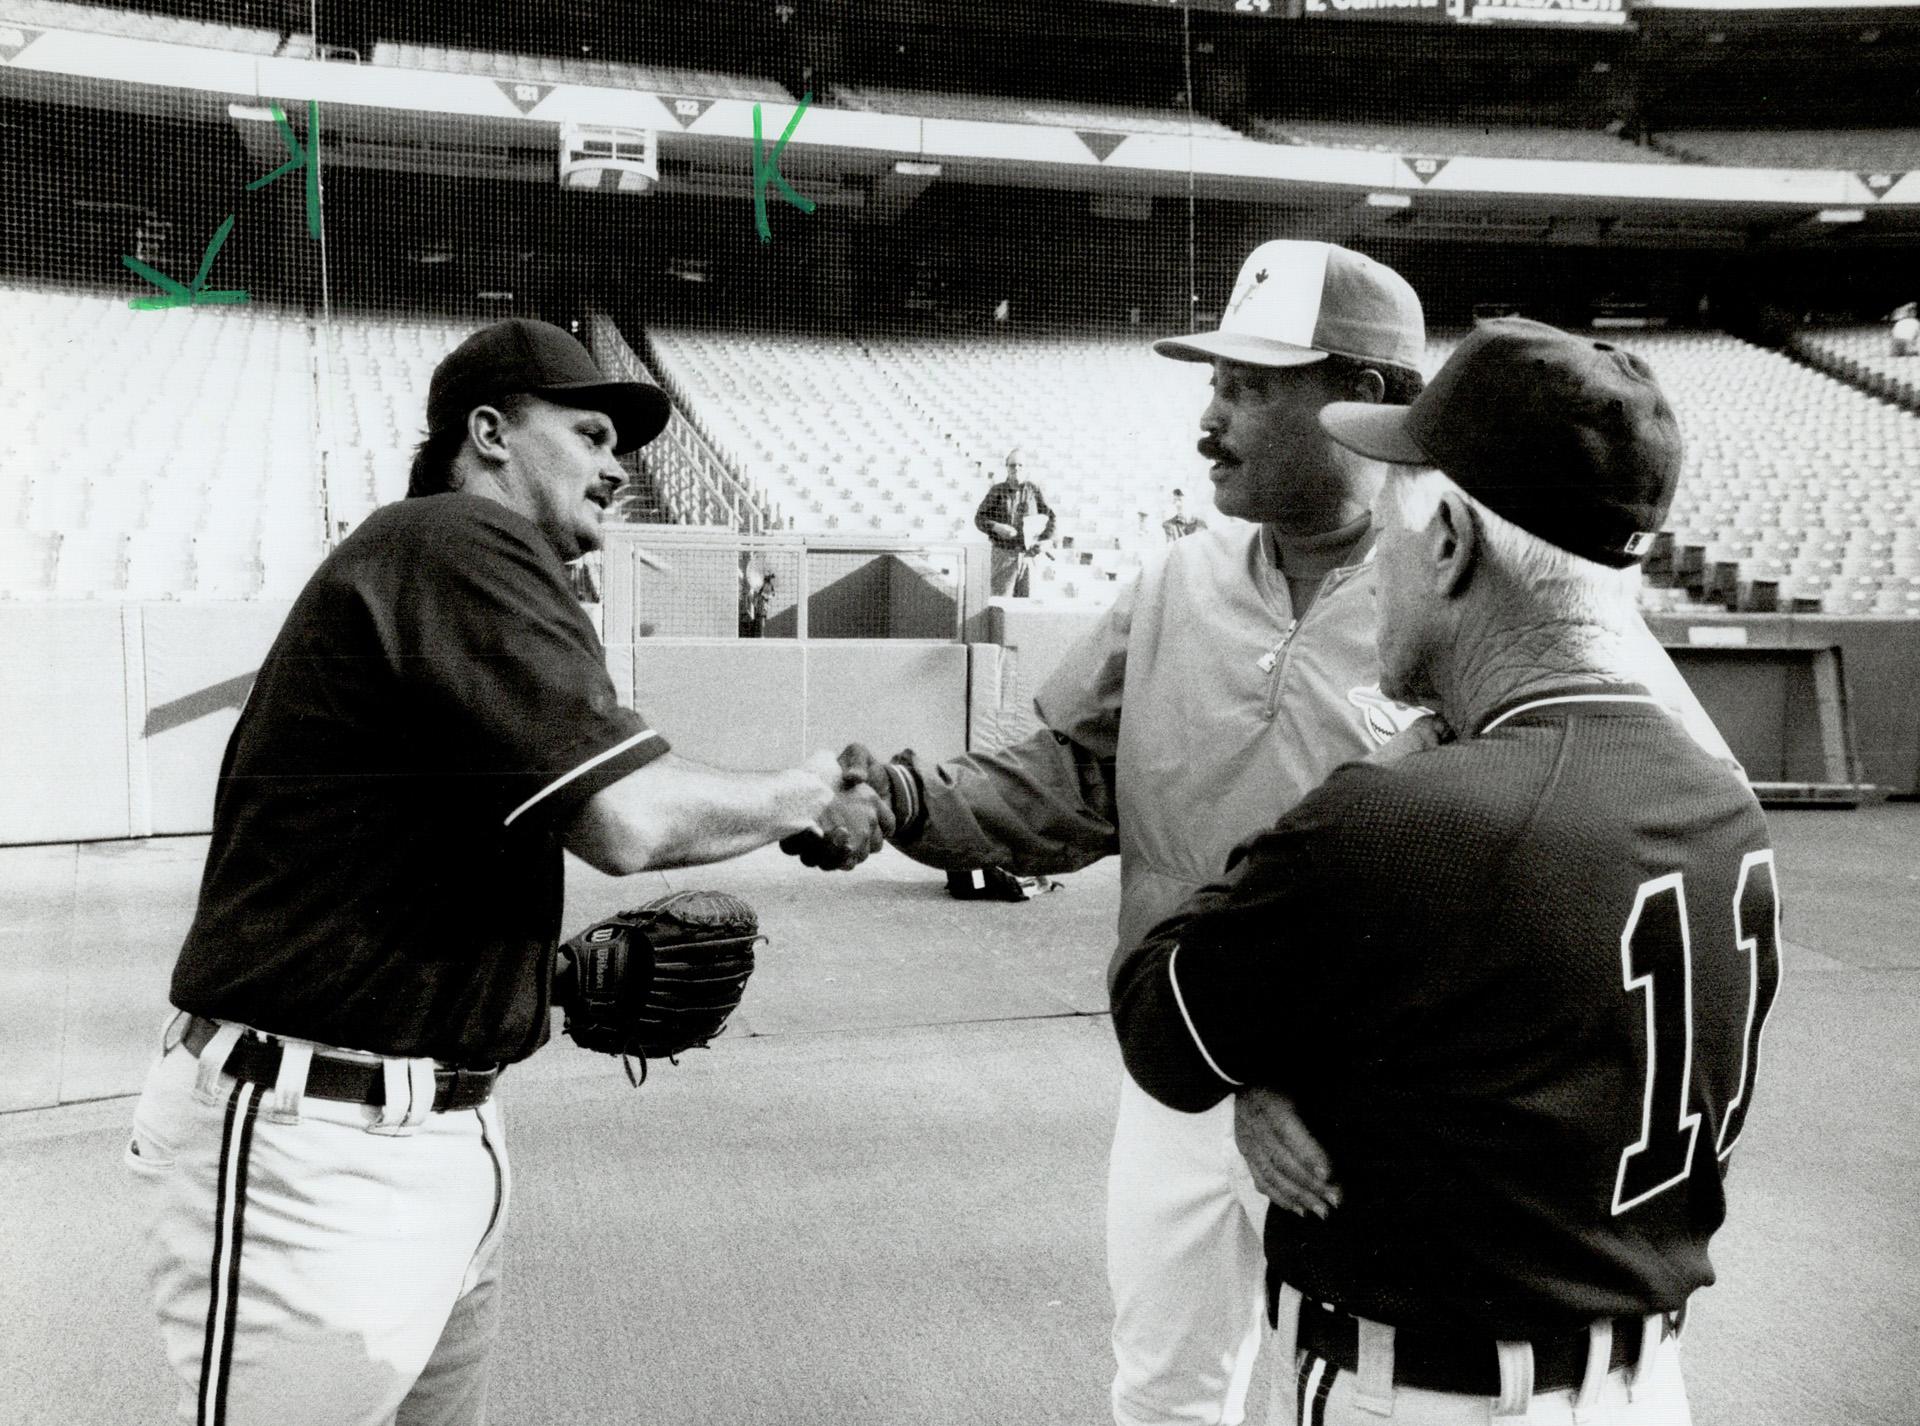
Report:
899,522,1415,983
896,519,1733,988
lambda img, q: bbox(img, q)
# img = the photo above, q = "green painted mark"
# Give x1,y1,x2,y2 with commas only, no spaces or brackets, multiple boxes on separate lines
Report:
121,101,322,311
122,214,249,310
246,100,323,240
752,90,815,243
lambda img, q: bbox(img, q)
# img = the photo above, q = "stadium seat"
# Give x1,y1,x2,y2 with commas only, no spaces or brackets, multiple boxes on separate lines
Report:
1658,129,1920,171
0,0,282,54
368,39,790,101
51,530,126,598
0,529,58,597
1257,117,1674,166
829,85,1241,139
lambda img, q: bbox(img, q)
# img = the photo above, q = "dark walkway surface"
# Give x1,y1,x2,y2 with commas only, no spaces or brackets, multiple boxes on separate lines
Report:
1,807,1914,1425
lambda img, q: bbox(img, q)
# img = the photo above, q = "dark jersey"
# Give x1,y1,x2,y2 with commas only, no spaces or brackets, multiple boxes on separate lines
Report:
1113,688,1779,1337
171,494,669,1067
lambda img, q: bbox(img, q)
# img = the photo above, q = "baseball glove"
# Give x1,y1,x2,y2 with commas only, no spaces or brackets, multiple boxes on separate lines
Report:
555,889,764,1085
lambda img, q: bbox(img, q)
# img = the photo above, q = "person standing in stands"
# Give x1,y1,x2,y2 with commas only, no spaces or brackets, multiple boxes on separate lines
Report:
1890,302,1918,357
1162,488,1207,542
975,446,1056,597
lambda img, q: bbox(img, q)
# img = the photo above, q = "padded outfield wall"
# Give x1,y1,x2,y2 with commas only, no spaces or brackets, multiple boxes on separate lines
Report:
1,596,1914,848
0,601,974,846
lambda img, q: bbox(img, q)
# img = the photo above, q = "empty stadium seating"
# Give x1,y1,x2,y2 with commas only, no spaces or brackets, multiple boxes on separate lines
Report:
829,85,1243,140
0,289,327,600
312,313,474,533
1625,330,1920,616
1258,118,1675,166
642,323,1920,612
0,288,455,600
1656,129,1920,170
0,0,283,53
642,323,1220,597
6,285,1917,616
370,42,790,101
1795,326,1920,413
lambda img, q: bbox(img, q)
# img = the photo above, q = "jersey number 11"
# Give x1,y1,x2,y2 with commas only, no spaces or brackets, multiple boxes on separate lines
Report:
1612,850,1782,1216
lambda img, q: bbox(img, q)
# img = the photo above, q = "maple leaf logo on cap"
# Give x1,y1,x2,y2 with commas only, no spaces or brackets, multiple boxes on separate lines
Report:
1227,268,1269,318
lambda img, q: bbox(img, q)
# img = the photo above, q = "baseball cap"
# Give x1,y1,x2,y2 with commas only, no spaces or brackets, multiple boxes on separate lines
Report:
426,318,672,455
1318,317,1682,568
1154,240,1424,375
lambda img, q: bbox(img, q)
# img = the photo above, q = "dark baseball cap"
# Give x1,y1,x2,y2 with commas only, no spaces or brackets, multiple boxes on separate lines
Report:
426,318,672,455
1318,317,1682,568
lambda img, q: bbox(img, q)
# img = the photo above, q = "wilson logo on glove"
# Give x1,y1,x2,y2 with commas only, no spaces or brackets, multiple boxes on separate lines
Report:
555,889,764,1085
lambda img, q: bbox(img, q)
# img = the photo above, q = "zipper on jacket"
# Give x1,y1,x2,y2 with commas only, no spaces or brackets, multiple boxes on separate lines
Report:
1256,547,1369,720
1257,619,1299,720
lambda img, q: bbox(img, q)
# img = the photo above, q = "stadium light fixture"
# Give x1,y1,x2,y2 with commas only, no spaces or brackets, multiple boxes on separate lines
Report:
1366,192,1413,209
1817,209,1866,224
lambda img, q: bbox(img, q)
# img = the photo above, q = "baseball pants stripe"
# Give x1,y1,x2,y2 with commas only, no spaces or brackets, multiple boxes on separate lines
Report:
200,1081,262,1426
129,1029,509,1425
1297,1354,1336,1426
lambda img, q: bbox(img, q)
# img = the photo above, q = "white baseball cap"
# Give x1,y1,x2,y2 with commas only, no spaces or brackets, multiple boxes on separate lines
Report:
1154,240,1425,375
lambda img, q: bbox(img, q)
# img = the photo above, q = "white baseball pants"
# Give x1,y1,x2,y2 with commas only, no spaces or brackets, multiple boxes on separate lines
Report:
1108,1072,1270,1426
124,1018,510,1426
1272,1285,1693,1426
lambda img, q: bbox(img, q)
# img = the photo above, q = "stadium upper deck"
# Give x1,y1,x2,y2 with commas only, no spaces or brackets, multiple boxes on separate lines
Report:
4,0,1918,175
1,1,1915,615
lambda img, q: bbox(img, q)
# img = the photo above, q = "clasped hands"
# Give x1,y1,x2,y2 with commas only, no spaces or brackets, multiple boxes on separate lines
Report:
781,744,897,872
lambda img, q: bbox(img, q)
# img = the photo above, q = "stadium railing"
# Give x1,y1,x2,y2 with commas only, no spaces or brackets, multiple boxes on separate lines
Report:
593,316,777,534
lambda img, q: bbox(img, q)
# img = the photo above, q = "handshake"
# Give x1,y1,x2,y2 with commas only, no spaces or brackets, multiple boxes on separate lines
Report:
782,744,918,872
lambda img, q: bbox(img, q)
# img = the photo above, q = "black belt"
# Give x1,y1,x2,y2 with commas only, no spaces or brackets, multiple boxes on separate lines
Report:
1296,1300,1662,1397
181,1015,499,1114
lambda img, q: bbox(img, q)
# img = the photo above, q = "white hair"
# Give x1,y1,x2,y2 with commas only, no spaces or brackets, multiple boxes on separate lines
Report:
1388,468,1642,628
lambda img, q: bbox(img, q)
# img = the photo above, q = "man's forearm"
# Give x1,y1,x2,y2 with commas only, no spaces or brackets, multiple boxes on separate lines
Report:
1111,936,1236,1113
891,733,1119,876
568,754,834,874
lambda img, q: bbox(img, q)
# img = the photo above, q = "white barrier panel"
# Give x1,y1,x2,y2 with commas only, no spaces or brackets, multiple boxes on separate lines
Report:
805,642,969,765
0,606,978,844
629,640,969,772
632,640,810,771
0,604,132,844
141,603,290,835
974,601,1106,752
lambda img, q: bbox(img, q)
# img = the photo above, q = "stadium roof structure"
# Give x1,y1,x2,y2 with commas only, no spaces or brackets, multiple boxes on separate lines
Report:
2,10,1918,252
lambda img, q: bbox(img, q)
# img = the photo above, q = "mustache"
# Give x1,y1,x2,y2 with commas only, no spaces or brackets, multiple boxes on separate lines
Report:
1197,437,1238,465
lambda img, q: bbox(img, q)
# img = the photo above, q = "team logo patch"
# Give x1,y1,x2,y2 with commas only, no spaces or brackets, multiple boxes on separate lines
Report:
1347,684,1428,745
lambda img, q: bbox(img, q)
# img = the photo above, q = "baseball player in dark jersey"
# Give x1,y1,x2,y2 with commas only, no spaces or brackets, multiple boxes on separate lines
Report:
124,319,890,1426
1113,318,1780,1425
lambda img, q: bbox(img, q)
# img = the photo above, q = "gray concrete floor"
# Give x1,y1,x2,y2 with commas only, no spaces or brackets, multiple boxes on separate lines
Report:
0,808,1915,1425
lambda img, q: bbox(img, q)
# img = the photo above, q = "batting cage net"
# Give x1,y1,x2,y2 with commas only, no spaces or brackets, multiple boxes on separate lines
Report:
2,0,1918,629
